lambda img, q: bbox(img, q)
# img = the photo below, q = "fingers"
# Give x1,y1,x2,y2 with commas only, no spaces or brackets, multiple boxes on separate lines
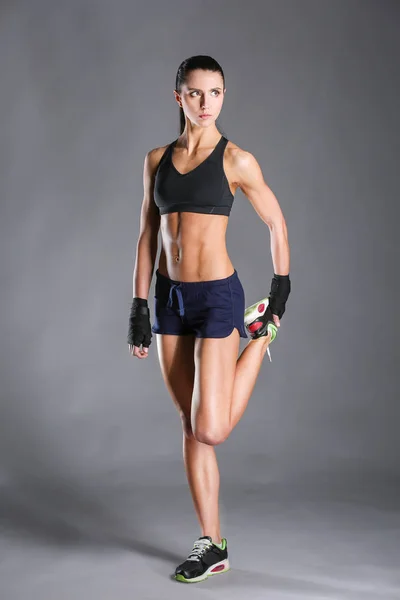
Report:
272,313,280,328
128,344,149,359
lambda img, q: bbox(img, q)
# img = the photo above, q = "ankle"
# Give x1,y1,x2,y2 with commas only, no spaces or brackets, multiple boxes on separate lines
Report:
203,532,222,545
211,536,223,545
249,335,270,350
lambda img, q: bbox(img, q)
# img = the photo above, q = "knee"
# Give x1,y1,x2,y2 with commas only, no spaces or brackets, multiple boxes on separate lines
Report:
193,426,230,446
180,413,195,439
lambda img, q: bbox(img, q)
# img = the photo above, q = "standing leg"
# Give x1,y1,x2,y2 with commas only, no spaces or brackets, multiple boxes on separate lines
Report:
154,333,223,543
182,436,222,543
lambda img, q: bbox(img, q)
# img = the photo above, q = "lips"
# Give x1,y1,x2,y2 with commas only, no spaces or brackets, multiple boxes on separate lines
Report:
199,114,211,118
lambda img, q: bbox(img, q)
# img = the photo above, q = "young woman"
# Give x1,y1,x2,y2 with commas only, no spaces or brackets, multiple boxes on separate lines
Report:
127,55,291,584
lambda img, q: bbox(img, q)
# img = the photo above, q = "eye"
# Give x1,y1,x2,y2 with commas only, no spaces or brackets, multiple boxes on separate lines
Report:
189,90,220,97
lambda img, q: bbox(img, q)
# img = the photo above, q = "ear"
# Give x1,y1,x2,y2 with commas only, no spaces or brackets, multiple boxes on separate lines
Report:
173,89,182,107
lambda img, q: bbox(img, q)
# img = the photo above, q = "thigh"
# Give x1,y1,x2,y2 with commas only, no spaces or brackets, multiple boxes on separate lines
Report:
192,328,240,440
154,333,196,422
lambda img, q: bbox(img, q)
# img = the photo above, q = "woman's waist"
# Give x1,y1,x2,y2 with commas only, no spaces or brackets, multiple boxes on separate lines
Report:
158,245,234,283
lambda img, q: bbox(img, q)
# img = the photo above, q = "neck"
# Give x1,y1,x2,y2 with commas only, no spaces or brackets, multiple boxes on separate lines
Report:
178,126,221,150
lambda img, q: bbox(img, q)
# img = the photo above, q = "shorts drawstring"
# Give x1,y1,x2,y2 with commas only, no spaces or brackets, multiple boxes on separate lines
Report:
167,283,185,319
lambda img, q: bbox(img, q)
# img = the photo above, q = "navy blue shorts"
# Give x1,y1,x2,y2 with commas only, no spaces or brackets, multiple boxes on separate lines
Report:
151,268,248,339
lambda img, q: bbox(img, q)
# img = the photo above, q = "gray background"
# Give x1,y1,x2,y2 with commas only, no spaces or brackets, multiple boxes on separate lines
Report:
1,1,399,598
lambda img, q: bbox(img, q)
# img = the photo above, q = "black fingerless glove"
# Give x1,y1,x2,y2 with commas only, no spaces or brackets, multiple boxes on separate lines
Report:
268,274,291,319
127,297,152,348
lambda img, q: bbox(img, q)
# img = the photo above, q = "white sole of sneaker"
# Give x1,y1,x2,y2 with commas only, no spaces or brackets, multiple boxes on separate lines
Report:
174,558,230,583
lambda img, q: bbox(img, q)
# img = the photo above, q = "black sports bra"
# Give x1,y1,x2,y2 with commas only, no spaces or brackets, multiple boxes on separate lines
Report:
153,135,235,216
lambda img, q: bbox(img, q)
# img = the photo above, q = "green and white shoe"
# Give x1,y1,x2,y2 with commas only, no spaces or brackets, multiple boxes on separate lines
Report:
244,297,278,362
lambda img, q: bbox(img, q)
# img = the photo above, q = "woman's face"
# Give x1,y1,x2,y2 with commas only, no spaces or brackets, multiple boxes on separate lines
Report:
175,69,225,128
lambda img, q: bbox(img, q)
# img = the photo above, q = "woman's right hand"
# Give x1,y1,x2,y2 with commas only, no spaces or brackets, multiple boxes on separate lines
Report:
128,343,149,359
127,297,152,359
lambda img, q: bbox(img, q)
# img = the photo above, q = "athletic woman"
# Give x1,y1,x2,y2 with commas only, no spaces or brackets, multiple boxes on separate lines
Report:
127,55,291,583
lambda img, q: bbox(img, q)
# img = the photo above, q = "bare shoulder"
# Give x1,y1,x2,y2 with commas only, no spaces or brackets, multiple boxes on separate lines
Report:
225,139,261,186
144,143,170,177
140,143,170,225
226,139,259,168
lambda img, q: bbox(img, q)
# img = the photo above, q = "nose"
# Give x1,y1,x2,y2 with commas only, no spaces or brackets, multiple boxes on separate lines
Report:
200,96,209,110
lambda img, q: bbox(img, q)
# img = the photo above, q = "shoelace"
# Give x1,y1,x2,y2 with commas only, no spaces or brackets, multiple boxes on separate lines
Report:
187,538,213,562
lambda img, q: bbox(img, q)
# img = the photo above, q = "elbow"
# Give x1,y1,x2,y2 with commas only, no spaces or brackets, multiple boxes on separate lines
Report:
139,215,160,243
269,216,287,233
137,226,159,259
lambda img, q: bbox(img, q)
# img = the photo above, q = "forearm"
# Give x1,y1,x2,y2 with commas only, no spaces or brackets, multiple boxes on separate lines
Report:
132,232,158,300
269,219,290,276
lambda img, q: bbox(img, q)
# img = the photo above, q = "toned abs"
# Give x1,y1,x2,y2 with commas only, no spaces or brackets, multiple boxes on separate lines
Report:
155,139,240,282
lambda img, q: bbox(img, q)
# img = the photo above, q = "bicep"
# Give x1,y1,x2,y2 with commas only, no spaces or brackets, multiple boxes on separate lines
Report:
236,151,284,228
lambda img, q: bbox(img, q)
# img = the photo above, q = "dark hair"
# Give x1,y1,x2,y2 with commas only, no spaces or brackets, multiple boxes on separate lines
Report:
175,55,226,135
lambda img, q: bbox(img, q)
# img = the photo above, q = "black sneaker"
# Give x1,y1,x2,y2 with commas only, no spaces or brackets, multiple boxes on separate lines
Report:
174,535,230,583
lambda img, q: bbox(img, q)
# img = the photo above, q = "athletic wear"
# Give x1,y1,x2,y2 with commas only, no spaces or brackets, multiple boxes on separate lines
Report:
127,298,152,348
151,268,248,339
154,135,235,216
244,297,278,361
174,536,230,583
269,273,291,318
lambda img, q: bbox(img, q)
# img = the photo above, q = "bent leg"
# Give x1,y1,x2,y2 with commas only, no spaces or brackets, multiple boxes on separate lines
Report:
192,329,271,445
230,333,271,429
